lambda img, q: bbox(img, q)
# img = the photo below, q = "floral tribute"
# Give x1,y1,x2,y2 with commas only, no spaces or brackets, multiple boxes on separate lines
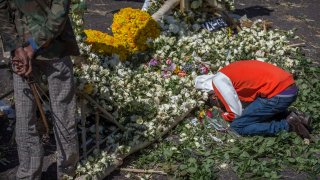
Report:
84,8,160,60
112,7,161,53
84,29,128,60
70,0,320,179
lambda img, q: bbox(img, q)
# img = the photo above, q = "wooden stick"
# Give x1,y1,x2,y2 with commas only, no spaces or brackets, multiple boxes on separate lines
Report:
0,89,14,100
77,91,125,131
287,43,306,47
120,168,167,175
99,114,125,132
80,99,88,159
95,108,100,151
9,126,16,145
180,0,190,12
29,82,49,135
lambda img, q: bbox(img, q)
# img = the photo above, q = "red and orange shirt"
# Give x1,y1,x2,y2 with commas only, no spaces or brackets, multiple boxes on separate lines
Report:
212,60,295,121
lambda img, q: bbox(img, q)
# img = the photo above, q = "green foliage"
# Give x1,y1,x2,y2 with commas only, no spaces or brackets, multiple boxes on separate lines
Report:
129,37,320,180
132,58,320,178
293,55,320,130
133,68,320,178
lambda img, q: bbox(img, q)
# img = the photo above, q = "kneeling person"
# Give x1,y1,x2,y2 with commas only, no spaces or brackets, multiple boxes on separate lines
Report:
195,60,311,139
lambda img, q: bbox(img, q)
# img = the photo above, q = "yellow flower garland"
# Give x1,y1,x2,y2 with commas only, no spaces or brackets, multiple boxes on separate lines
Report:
84,8,160,60
84,29,128,60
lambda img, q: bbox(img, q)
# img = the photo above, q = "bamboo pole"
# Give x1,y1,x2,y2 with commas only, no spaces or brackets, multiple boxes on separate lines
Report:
76,106,195,180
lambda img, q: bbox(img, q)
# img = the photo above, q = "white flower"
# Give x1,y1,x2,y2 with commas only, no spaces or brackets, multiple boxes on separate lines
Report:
220,163,228,169
185,123,191,129
194,141,200,148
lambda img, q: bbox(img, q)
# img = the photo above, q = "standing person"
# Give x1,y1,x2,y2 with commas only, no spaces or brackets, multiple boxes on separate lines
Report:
195,60,311,139
0,0,80,179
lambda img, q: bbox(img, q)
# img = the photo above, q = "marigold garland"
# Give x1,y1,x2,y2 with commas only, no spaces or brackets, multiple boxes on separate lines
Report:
84,29,128,60
112,7,160,53
84,8,160,60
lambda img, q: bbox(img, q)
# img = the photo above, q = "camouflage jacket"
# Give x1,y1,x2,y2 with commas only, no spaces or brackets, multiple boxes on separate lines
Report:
0,0,79,60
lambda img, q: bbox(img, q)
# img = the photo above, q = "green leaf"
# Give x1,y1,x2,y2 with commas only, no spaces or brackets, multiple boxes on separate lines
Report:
188,157,197,164
240,151,250,158
266,138,275,147
163,149,173,159
180,164,188,170
187,166,198,173
285,150,292,157
301,83,308,89
288,158,295,163
224,153,230,160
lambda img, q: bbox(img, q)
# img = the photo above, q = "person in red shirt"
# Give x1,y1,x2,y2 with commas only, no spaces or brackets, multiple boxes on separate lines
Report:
195,60,311,138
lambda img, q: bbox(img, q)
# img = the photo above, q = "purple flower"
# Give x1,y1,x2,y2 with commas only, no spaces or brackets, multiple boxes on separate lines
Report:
168,63,176,71
148,58,158,66
162,70,171,78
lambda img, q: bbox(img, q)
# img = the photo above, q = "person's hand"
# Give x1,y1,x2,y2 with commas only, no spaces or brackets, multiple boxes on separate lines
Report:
23,44,35,60
12,47,32,77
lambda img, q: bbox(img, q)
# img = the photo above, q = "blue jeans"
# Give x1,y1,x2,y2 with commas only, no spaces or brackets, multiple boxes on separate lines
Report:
230,95,297,136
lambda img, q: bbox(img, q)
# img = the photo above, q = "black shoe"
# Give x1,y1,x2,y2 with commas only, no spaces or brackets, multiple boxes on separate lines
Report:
286,112,311,139
293,110,312,131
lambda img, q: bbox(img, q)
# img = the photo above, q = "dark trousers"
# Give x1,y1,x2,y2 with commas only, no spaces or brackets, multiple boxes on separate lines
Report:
230,94,297,136
14,57,79,180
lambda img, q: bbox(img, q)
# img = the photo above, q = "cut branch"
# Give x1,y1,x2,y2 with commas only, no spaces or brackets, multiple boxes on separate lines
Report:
77,91,125,131
287,43,306,47
120,168,167,175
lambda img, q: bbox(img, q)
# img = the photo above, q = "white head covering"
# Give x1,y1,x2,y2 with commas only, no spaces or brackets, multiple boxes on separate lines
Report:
194,74,215,92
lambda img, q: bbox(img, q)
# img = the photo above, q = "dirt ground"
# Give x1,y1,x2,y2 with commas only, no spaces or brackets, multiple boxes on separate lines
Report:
0,0,319,179
234,0,320,64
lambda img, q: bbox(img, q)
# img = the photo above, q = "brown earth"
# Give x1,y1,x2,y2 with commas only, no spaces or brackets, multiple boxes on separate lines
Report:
0,0,319,179
234,0,320,65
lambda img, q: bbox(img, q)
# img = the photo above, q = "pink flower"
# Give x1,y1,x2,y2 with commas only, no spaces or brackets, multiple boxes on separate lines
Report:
166,58,172,65
206,110,213,118
162,70,171,78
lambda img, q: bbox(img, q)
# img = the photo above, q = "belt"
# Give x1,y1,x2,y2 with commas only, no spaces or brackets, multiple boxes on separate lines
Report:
276,84,298,97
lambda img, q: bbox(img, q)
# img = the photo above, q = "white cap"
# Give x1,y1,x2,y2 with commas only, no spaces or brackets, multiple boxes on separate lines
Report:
194,74,215,92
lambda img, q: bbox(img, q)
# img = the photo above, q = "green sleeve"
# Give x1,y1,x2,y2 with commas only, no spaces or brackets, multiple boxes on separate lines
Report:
0,0,22,54
20,0,71,50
